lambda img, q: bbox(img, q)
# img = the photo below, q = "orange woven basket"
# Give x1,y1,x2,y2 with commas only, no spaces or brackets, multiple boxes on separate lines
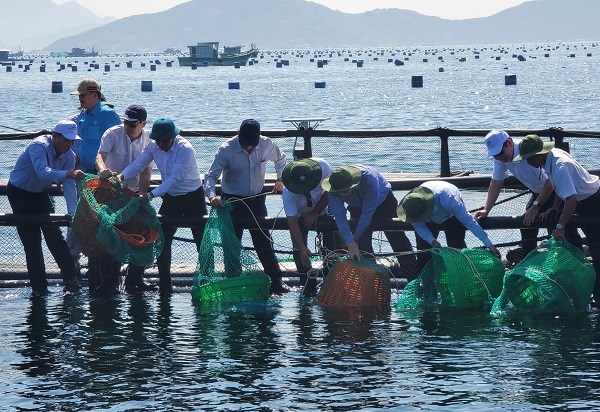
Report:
316,259,391,308
73,178,149,256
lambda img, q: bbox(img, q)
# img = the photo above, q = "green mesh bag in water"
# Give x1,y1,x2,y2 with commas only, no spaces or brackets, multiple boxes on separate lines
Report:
396,247,505,311
492,238,594,315
71,174,164,266
192,202,270,306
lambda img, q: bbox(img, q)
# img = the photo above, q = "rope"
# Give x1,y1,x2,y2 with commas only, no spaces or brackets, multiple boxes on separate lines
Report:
0,124,27,132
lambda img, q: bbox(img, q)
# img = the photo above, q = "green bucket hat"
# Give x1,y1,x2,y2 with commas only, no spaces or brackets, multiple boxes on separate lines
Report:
397,186,435,223
321,166,361,192
513,134,554,161
282,158,322,194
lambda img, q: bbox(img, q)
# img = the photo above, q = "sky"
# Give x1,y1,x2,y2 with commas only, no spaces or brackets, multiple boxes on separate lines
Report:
51,0,533,20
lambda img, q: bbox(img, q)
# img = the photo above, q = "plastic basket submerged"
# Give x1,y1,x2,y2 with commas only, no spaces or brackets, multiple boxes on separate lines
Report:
192,275,271,306
316,259,391,308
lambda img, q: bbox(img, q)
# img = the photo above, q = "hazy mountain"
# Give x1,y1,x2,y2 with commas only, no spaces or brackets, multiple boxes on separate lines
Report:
34,0,600,53
0,0,113,51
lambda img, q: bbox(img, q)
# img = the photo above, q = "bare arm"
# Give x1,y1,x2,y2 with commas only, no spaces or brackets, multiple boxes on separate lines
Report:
96,152,112,178
553,195,577,240
138,166,152,194
287,216,312,268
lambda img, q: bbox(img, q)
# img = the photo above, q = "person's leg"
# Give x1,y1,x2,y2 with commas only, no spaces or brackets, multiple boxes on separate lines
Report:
376,191,417,277
7,185,49,295
157,195,177,293
444,219,467,249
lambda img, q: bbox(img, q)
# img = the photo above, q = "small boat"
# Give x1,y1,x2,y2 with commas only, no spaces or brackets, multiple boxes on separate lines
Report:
178,41,258,67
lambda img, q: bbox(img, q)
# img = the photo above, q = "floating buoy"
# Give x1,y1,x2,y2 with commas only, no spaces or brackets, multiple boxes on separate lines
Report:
517,55,526,61
39,65,45,72
234,62,240,69
150,64,156,71
276,62,283,68
191,63,197,70
317,60,323,68
394,59,404,66
439,67,444,72
166,61,173,67
411,75,423,88
71,65,77,72
357,60,363,67
5,66,11,72
505,74,517,85
141,62,146,67
141,80,153,92
126,61,133,68
314,81,326,88
104,64,110,71
228,82,240,89
51,81,63,93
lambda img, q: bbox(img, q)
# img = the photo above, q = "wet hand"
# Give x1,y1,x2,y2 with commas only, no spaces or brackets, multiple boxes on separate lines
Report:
210,196,223,208
68,169,85,180
488,245,501,259
98,169,114,179
347,242,362,260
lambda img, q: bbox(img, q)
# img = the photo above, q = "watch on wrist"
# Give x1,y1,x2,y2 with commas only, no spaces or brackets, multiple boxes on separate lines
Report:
556,223,564,230
532,200,540,206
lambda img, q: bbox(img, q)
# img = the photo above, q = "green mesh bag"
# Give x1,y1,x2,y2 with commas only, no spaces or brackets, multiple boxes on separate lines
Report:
192,202,270,306
396,247,505,311
492,238,595,315
72,174,164,266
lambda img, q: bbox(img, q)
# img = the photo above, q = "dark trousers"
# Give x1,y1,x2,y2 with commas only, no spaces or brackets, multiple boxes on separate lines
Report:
522,192,582,251
415,219,467,274
292,216,339,282
574,190,600,302
348,190,416,277
158,187,207,291
223,193,283,280
7,182,77,293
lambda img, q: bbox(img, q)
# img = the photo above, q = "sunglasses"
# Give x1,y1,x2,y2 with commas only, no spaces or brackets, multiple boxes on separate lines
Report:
124,120,140,127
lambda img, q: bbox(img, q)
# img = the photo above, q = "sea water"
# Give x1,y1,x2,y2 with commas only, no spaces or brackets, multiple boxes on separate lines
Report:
1,42,600,410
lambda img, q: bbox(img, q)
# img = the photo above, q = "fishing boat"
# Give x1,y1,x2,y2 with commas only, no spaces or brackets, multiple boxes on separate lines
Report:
67,47,98,58
177,41,258,67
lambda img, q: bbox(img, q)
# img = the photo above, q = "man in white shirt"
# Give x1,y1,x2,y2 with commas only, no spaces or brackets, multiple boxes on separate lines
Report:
476,130,581,262
204,119,288,294
514,134,600,306
119,118,206,294
96,104,154,294
398,180,501,272
281,157,336,294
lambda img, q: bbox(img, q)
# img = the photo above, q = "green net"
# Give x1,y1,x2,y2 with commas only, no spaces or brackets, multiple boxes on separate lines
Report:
71,174,164,266
192,202,270,306
491,238,595,315
396,247,505,311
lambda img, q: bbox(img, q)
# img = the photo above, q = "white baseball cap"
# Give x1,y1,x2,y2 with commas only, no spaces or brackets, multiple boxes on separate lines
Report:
485,130,509,158
53,120,80,141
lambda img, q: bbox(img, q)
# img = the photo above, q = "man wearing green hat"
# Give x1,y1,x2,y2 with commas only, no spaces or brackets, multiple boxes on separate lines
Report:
281,157,335,294
397,180,501,272
119,118,206,294
514,134,600,306
321,164,414,275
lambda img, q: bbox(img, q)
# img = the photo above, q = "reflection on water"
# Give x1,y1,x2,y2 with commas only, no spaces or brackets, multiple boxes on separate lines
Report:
1,288,600,410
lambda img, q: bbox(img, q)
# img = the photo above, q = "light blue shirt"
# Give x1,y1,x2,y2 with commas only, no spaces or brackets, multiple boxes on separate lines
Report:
73,102,121,171
204,135,286,198
412,180,492,247
9,135,77,214
328,164,391,244
121,136,201,198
